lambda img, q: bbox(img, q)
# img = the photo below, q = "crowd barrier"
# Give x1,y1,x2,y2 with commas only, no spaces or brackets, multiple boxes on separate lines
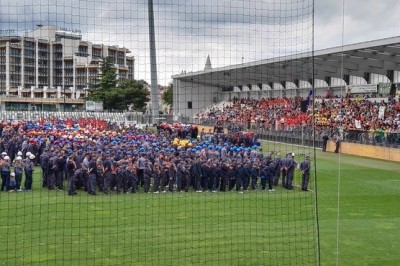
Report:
193,117,400,146
326,140,400,162
343,130,400,145
254,129,400,162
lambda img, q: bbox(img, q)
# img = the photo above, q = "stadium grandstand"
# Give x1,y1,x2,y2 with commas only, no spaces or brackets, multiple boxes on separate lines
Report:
172,36,400,148
172,36,400,117
1,0,400,264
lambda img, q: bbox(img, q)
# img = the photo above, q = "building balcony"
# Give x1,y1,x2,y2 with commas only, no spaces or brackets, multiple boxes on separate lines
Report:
75,52,89,57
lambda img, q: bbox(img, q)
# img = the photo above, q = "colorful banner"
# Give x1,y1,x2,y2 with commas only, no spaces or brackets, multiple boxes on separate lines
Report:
347,84,377,94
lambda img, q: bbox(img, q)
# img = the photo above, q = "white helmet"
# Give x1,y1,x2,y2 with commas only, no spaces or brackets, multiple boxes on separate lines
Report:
15,156,22,160
29,154,35,160
1,152,6,156
4,156,10,160
17,151,23,156
26,152,32,157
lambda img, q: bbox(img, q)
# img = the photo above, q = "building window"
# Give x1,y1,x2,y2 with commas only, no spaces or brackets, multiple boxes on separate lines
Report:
187,101,192,109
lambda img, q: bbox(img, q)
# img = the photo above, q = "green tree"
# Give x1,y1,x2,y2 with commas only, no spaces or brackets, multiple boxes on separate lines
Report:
162,83,173,107
120,79,150,112
88,57,117,102
87,57,150,111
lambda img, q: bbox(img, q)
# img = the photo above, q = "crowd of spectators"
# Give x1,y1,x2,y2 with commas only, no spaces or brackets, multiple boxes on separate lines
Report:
197,97,311,131
196,95,400,140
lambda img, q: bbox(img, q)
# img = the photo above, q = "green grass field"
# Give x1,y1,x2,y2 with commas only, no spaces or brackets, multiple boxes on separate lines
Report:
0,142,399,265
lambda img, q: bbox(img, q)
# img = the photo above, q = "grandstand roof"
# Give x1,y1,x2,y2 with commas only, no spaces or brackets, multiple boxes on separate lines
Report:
172,36,400,88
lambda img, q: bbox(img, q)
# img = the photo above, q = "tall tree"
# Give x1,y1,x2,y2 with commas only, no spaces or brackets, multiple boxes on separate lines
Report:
162,83,173,107
88,57,117,102
87,57,150,111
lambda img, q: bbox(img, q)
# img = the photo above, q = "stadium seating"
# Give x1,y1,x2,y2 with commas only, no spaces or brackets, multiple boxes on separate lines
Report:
196,96,400,143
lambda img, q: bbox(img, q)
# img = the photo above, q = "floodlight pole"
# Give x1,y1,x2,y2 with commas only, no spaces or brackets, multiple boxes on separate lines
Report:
148,0,159,124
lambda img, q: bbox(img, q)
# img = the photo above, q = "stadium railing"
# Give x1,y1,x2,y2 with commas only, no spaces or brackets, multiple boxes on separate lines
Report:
188,117,400,148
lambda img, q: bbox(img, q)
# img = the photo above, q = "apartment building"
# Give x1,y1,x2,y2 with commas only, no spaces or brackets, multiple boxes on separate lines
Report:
0,25,135,111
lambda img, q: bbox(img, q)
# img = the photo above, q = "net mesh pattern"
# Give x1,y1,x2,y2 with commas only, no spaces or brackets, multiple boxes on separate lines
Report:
0,0,318,265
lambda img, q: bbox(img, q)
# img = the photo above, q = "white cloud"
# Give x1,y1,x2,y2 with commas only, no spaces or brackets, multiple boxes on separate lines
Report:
1,0,399,85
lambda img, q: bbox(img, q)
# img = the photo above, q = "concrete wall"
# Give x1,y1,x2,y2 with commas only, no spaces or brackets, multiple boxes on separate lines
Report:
326,141,400,162
174,80,220,117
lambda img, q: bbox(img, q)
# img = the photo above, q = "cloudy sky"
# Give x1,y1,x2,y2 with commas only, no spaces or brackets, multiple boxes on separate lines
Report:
1,0,399,85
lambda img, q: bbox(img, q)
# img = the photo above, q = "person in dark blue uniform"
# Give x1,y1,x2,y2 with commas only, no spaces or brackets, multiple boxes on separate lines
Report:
300,156,311,191
176,159,185,192
249,160,260,190
193,157,203,192
209,160,219,192
259,161,267,191
235,162,245,193
128,163,138,193
167,160,177,192
14,156,24,191
66,155,77,196
87,154,97,195
322,133,329,152
273,152,282,187
102,155,112,195
280,154,289,188
219,160,231,192
24,155,35,191
47,154,57,190
152,162,162,193
266,159,276,191
54,152,65,191
39,150,49,188
1,156,10,191
285,153,296,190
116,161,127,194
241,159,251,191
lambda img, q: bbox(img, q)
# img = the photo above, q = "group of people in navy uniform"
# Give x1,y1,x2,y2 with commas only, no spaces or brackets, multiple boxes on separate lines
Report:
0,120,311,195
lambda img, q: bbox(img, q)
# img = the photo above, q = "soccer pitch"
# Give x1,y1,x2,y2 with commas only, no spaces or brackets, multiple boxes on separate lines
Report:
0,142,399,265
